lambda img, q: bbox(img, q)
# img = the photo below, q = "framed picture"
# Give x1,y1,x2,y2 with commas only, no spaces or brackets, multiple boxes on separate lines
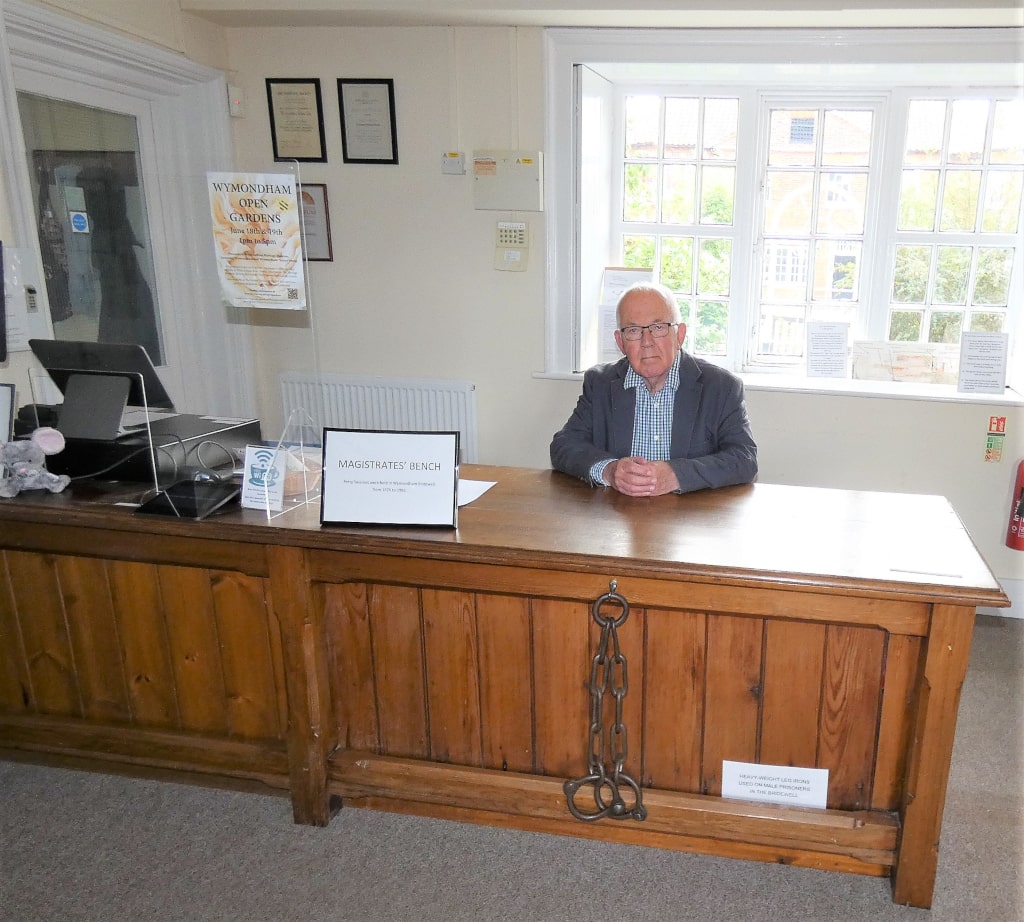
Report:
297,183,333,262
265,78,328,163
337,78,398,164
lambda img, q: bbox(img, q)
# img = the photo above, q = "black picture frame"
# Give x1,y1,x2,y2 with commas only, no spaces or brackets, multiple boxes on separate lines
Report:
265,78,328,163
337,78,398,165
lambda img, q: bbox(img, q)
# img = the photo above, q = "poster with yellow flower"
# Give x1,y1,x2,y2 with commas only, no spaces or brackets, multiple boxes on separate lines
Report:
207,172,306,309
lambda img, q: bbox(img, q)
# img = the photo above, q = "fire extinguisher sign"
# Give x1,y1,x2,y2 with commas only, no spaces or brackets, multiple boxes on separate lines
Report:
986,416,1007,462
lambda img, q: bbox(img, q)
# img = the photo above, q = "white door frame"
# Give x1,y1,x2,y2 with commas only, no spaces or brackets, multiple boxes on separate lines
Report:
0,0,255,417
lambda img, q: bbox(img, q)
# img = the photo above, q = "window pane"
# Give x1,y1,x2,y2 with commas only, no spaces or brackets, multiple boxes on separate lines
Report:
939,170,981,232
623,163,658,221
695,300,728,354
905,100,946,166
817,172,867,234
664,97,699,159
991,100,1024,164
659,236,694,291
892,245,931,303
624,95,660,159
970,311,1005,333
700,165,735,224
758,306,804,356
928,310,963,343
761,240,809,302
703,98,738,160
981,170,1023,233
764,171,814,234
812,240,861,301
948,99,988,165
698,238,732,296
973,247,1012,304
769,110,817,166
661,164,696,224
897,169,939,230
622,234,655,268
934,246,971,304
889,310,923,341
822,109,872,166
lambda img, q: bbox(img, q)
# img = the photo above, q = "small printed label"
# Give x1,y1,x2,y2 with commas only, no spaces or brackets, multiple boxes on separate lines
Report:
721,760,828,808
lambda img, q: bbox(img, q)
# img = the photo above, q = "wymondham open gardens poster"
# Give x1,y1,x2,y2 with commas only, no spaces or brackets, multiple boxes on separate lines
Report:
207,172,306,309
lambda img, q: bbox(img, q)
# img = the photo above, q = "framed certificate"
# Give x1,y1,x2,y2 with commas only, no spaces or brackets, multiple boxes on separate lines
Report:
337,78,398,164
265,78,328,163
297,183,333,261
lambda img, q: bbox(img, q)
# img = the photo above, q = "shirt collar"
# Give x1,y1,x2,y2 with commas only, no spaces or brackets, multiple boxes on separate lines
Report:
624,350,682,395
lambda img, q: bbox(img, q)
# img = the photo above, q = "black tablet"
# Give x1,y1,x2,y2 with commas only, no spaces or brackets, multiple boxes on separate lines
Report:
135,480,240,520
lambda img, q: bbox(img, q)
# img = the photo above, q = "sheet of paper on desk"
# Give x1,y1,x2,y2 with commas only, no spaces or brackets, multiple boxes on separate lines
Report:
458,479,495,506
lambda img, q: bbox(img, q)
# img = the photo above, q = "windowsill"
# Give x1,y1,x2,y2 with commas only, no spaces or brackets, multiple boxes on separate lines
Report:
534,370,1024,406
740,373,1024,406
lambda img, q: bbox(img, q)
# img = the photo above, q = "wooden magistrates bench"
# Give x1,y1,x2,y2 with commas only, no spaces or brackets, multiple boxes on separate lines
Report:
0,466,1009,908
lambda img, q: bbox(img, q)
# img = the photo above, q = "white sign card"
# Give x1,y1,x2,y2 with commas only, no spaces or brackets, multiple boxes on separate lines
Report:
721,760,829,809
957,332,1009,394
320,429,459,527
806,322,849,378
240,444,287,511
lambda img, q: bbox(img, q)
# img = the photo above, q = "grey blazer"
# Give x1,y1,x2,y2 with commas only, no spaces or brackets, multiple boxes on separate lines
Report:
550,352,758,494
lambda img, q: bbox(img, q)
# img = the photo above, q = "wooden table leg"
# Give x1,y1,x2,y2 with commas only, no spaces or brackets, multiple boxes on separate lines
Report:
267,545,338,826
891,603,975,908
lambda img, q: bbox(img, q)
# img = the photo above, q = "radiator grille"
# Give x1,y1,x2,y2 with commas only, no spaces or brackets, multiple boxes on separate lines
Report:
280,372,478,463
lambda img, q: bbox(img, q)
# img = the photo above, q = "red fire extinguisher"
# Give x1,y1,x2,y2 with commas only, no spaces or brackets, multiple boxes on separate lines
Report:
1008,459,1024,551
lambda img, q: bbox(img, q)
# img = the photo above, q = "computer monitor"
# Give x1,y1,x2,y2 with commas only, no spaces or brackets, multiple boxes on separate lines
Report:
28,338,174,410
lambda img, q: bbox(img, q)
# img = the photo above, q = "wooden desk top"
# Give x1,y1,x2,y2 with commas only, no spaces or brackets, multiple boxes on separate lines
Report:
0,465,1008,608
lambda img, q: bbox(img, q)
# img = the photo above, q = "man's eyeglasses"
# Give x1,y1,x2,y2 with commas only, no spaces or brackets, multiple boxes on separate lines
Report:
618,321,678,342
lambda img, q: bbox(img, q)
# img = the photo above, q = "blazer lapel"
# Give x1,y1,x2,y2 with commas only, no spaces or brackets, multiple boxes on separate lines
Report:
609,360,636,457
671,352,703,457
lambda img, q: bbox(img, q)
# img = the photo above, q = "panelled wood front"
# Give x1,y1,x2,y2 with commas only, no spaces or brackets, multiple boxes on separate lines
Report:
320,567,921,813
0,546,289,786
0,470,1009,908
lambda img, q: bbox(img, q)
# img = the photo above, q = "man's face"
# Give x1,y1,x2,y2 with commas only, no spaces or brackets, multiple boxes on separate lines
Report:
614,290,686,391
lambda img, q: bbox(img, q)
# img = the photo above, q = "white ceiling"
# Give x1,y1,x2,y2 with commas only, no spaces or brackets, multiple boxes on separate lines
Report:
178,0,1024,29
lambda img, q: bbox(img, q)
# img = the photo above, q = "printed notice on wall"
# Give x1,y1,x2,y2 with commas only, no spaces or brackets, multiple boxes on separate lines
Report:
958,332,1008,394
721,760,828,809
207,172,306,309
806,322,849,378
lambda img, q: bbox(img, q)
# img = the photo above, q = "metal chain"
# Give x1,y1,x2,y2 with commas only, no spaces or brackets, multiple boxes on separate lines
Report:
564,580,647,823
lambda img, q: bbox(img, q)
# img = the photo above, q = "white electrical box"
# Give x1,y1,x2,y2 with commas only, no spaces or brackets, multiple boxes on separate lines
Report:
472,149,543,212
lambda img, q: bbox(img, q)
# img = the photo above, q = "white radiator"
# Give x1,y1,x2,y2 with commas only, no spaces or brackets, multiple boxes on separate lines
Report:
280,372,479,463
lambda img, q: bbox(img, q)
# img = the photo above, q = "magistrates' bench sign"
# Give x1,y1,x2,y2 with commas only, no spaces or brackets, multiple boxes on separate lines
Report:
320,429,459,527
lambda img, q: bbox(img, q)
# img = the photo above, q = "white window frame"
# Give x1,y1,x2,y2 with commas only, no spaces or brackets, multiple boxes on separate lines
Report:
0,0,256,417
543,27,1024,393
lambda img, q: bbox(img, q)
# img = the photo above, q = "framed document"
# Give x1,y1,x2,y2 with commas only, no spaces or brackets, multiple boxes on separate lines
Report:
265,78,328,163
337,78,398,164
320,429,459,527
297,183,333,261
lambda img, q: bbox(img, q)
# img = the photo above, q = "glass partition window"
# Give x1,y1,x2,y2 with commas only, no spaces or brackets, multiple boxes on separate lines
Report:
17,93,164,363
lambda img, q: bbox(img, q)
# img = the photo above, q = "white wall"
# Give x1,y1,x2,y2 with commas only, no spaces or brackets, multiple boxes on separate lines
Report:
2,2,1022,615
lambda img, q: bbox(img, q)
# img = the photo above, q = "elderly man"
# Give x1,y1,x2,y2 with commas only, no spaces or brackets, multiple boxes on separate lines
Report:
550,281,757,496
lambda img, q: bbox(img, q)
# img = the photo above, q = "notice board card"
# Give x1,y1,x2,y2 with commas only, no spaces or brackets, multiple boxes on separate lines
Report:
320,429,459,527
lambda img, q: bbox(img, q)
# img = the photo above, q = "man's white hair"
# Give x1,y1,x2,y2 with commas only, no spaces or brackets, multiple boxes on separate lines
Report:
616,281,682,326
